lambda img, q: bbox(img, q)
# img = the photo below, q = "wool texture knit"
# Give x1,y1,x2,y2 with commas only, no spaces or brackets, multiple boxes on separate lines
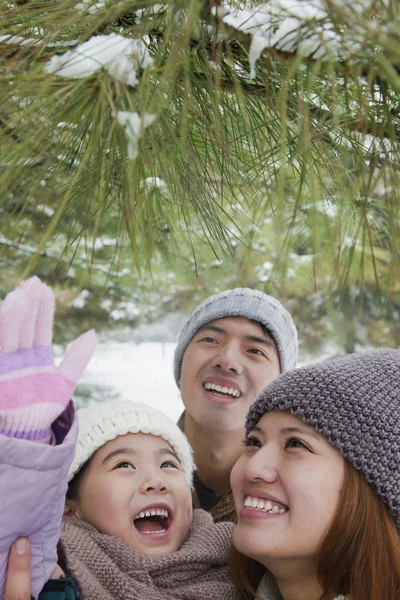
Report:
246,348,400,528
59,509,240,600
0,277,96,444
256,573,346,600
173,288,298,383
69,400,194,485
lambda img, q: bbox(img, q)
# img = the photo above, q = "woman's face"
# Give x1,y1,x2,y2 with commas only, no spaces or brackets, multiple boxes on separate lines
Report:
231,411,345,571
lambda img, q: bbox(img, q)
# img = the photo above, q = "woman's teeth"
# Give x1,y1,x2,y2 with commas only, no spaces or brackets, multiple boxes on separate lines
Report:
204,382,240,398
244,496,287,514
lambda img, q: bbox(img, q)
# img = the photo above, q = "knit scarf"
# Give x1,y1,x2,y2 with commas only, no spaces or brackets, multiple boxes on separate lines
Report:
256,573,347,600
60,509,241,600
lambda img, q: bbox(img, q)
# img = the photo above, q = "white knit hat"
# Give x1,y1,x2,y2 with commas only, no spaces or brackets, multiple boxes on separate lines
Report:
68,400,195,485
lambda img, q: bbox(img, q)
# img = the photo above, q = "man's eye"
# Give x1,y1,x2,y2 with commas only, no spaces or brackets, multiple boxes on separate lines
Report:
115,461,135,469
200,336,217,343
248,348,266,357
242,436,262,448
285,438,311,451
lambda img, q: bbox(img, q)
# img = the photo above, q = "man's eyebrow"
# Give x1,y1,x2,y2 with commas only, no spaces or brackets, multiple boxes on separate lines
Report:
197,325,226,335
196,326,275,349
101,447,137,465
280,426,320,441
245,335,275,349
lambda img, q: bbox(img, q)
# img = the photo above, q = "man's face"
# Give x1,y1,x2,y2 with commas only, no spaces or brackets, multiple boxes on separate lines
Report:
179,317,280,432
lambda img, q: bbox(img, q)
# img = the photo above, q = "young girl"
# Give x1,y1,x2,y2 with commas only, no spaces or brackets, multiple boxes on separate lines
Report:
0,278,239,600
229,349,400,600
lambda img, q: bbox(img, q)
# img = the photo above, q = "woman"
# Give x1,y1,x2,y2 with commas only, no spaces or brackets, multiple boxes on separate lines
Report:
230,349,400,600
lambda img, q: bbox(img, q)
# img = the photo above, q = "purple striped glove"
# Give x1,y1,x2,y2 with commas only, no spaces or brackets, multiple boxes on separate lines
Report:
0,276,96,444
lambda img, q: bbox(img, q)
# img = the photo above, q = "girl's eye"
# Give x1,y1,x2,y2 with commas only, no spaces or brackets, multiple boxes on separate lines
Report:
115,461,135,469
242,436,262,449
285,437,311,451
161,461,179,469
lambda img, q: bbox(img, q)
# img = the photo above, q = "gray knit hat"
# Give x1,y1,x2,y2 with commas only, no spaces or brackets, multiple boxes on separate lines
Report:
246,348,400,527
174,288,298,384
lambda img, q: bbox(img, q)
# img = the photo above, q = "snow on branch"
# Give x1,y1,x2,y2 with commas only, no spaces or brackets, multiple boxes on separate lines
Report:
115,112,156,159
44,33,154,86
213,0,369,79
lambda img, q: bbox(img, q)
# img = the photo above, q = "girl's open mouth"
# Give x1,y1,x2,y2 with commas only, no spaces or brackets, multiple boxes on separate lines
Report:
133,507,172,535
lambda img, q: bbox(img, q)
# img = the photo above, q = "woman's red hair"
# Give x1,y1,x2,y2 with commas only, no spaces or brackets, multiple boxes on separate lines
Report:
229,461,400,599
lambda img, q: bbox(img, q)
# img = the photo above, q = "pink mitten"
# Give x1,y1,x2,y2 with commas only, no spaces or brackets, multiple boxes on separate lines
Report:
0,276,96,443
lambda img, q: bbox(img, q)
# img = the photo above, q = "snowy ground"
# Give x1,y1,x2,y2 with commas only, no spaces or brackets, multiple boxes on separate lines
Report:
73,338,340,421
78,341,184,420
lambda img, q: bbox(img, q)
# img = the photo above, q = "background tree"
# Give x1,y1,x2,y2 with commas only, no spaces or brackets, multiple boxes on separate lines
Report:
0,0,399,354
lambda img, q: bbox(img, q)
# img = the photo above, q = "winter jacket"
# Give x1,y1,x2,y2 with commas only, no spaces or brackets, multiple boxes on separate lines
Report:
39,576,80,600
256,572,347,600
0,401,78,600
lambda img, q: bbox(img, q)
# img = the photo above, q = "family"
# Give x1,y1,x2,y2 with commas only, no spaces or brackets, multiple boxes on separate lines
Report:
1,277,399,600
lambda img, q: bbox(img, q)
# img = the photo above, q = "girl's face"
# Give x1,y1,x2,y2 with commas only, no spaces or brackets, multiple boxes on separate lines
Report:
67,433,193,556
231,411,345,572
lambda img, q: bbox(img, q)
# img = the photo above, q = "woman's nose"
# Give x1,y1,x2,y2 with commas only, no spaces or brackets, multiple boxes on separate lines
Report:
244,449,278,484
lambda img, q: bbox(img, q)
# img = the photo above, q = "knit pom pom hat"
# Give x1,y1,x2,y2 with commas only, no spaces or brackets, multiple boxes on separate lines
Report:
68,400,195,485
245,348,400,527
174,288,298,384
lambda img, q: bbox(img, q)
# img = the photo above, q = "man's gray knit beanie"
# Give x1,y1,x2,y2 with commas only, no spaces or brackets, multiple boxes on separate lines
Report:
246,348,400,528
174,288,298,384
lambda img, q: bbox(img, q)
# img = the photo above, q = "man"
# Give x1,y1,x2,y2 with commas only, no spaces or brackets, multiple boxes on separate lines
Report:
174,288,298,522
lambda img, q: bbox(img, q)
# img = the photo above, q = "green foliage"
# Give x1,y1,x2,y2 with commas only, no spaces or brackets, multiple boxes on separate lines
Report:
0,0,399,354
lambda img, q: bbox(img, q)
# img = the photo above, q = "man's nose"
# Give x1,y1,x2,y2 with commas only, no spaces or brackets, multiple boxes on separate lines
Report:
211,344,243,374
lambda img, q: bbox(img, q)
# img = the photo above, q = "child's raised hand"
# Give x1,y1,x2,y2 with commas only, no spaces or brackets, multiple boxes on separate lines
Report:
0,276,96,443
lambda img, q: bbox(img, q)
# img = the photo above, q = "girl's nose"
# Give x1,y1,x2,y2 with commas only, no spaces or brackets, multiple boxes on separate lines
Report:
139,475,169,494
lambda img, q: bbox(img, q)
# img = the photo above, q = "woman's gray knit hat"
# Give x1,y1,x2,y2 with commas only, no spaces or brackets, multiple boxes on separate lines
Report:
246,348,400,527
174,288,298,384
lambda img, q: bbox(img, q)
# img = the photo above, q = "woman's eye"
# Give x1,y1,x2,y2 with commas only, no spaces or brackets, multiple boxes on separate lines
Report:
115,461,135,469
242,436,262,448
285,437,311,451
161,461,179,469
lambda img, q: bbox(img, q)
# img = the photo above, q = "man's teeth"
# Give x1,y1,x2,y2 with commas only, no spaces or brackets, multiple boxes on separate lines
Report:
134,508,169,520
244,496,287,514
204,382,240,398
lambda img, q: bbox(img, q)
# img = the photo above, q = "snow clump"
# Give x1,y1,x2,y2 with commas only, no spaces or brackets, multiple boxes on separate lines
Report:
115,112,157,159
214,0,362,79
44,34,153,86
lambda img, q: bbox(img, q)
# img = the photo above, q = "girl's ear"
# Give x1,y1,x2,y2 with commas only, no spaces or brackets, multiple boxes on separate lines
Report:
64,499,81,519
